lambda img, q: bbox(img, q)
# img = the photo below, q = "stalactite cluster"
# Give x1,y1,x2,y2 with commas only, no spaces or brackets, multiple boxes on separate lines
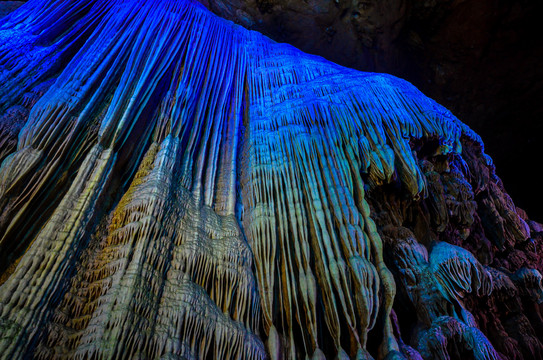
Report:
0,0,541,359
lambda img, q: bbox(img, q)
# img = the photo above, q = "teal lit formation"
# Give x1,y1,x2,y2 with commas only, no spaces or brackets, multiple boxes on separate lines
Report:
0,1,541,359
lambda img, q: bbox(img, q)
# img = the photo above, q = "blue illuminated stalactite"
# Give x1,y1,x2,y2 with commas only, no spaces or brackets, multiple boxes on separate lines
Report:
0,1,535,359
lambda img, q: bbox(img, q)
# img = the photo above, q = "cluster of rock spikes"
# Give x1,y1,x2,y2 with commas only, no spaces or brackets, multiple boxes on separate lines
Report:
0,0,541,359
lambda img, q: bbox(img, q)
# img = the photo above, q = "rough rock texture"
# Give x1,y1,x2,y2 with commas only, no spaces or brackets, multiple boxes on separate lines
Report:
0,1,542,359
204,0,543,221
0,1,24,18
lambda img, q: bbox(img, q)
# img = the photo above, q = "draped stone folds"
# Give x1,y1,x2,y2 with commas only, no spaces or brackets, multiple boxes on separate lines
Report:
0,1,541,359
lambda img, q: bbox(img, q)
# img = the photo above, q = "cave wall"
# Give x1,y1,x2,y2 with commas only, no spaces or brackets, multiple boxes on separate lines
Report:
204,0,543,221
3,0,542,222
0,1,24,17
0,1,542,359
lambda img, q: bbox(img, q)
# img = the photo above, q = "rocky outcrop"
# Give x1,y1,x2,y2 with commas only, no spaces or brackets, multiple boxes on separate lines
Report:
204,0,543,222
0,0,541,359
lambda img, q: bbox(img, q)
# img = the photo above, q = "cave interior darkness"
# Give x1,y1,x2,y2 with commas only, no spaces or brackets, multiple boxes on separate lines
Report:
202,0,543,222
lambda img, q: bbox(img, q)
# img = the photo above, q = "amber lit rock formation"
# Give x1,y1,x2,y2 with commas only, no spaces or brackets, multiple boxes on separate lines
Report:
0,1,541,359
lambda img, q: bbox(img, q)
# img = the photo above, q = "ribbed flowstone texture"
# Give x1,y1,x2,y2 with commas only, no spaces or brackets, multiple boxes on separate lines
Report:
0,1,541,359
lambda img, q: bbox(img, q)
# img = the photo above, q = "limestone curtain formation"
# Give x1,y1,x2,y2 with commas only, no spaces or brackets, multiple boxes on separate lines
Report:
0,1,542,359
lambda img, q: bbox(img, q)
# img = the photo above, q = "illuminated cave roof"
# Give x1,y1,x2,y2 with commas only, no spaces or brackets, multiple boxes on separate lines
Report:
0,1,541,359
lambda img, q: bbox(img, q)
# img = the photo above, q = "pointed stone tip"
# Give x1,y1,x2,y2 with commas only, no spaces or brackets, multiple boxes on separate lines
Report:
311,348,326,360
355,347,375,360
335,348,350,360
266,325,282,360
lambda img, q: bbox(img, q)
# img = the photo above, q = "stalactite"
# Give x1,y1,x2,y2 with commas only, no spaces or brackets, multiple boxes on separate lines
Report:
0,0,541,359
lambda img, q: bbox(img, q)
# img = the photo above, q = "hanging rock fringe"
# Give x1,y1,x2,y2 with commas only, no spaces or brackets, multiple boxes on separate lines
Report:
0,0,541,359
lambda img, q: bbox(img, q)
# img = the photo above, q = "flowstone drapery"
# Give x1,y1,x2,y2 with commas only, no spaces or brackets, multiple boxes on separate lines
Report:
0,1,541,359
